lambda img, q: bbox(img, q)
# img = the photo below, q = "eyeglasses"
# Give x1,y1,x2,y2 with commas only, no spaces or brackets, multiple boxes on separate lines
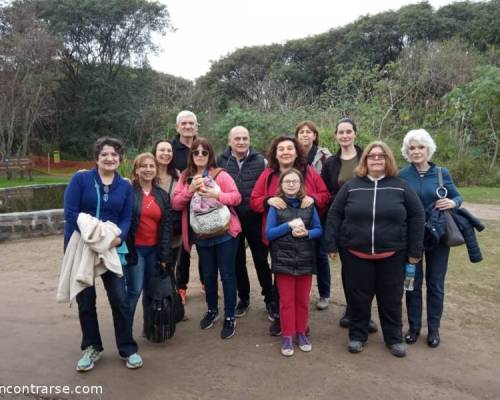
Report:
103,185,110,202
366,154,387,160
192,150,209,157
283,179,300,185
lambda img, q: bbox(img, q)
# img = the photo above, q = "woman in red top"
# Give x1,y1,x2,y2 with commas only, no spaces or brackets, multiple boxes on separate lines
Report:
125,152,172,327
249,136,330,335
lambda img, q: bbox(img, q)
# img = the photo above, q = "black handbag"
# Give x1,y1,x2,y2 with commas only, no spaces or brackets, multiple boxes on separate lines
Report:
437,167,465,247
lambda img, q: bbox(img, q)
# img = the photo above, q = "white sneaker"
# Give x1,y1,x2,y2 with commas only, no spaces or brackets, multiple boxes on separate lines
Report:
76,346,102,372
316,297,329,310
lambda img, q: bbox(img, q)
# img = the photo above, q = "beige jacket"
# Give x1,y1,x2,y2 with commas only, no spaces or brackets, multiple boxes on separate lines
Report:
56,213,123,303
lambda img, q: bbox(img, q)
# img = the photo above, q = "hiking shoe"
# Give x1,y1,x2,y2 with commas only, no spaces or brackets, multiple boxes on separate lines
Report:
124,353,143,369
427,330,440,348
178,288,187,305
368,319,379,334
266,302,276,322
200,310,220,330
347,340,365,354
235,301,249,318
281,336,294,357
316,297,329,310
76,346,102,372
339,312,350,328
297,333,312,352
405,330,420,344
387,342,406,358
220,317,236,339
269,317,281,336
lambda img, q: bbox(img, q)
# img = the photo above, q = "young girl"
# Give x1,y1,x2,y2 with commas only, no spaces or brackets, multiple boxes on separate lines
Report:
265,168,322,356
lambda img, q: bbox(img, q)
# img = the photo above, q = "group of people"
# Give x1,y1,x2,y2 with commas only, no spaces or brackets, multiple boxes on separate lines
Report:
62,110,463,371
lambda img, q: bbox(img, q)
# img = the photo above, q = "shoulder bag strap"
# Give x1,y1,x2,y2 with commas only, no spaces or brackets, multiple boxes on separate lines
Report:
94,179,101,220
436,167,448,199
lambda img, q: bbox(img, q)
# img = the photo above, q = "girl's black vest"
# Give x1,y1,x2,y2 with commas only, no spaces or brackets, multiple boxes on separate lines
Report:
270,205,316,276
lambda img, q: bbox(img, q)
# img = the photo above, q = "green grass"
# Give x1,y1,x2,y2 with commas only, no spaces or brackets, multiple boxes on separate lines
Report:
459,186,500,204
0,175,69,188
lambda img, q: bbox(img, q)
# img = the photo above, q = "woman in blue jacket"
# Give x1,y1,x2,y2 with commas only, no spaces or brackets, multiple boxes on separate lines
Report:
64,137,142,371
399,129,463,348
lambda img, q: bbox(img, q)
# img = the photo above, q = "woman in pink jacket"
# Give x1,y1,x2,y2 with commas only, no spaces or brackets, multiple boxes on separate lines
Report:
249,136,330,335
172,138,242,339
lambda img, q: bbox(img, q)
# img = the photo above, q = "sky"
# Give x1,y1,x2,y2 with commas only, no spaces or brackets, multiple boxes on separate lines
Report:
150,0,458,81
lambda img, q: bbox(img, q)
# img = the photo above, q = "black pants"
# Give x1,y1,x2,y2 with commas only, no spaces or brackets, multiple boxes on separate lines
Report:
175,246,203,290
340,249,406,344
235,214,273,305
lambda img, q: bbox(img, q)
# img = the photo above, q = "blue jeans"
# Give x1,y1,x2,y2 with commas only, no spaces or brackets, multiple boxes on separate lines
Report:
76,271,138,358
406,244,450,332
196,237,238,318
315,233,331,298
124,245,158,320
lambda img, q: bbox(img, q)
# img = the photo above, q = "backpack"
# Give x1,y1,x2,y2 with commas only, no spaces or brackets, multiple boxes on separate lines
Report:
143,266,182,343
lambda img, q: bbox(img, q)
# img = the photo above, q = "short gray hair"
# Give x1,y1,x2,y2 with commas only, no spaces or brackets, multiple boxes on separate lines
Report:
401,129,437,162
176,110,198,125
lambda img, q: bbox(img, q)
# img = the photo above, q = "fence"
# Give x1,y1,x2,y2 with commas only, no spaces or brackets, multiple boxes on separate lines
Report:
31,155,95,176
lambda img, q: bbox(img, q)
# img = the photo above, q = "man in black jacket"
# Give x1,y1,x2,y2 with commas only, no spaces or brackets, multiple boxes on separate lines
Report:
217,126,274,319
171,110,199,303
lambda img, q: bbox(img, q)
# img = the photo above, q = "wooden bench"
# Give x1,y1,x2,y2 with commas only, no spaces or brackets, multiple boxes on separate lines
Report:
0,157,33,180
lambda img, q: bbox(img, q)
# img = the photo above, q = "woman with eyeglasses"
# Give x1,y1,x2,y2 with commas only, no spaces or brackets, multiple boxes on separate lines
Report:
399,129,463,348
172,138,242,339
325,142,425,357
63,137,142,371
124,152,172,332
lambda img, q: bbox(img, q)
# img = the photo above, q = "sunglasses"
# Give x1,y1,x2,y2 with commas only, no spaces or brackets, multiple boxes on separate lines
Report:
366,154,387,160
192,150,209,157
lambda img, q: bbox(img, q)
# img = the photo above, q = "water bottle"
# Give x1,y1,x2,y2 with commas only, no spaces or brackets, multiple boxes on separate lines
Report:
404,263,416,291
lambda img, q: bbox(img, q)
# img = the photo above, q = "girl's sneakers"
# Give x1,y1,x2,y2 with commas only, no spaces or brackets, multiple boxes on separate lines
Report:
281,336,294,356
297,333,312,352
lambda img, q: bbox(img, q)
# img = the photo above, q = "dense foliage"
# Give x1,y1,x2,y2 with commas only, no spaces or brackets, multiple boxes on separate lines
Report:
0,0,498,185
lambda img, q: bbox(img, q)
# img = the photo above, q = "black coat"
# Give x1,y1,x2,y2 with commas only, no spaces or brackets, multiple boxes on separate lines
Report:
217,147,266,219
321,145,364,197
126,185,173,266
325,176,425,258
424,206,484,263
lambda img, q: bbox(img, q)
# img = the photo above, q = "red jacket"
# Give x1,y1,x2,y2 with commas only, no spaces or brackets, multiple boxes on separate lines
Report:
172,169,242,252
249,166,330,245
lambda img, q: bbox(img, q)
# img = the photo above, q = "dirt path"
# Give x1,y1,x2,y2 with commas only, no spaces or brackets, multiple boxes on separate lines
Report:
0,205,499,400
462,202,500,221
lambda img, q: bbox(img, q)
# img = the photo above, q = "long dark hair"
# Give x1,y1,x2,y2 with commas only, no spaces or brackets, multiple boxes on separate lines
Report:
183,137,217,182
152,139,179,179
267,136,307,175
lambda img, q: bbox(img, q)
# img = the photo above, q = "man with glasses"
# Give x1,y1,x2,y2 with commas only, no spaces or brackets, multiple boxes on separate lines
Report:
217,126,274,320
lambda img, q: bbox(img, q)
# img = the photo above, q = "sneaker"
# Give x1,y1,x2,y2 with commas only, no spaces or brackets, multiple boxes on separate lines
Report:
220,317,236,339
387,342,407,358
405,330,420,344
339,312,350,328
76,346,102,372
235,301,249,318
368,319,379,334
200,310,220,330
266,302,276,322
347,340,365,354
178,288,187,305
297,333,312,352
316,297,329,310
124,353,143,369
269,317,281,336
281,336,294,357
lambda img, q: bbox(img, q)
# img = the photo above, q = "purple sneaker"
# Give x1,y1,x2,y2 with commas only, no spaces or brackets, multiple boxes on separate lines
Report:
281,336,294,357
297,333,312,352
